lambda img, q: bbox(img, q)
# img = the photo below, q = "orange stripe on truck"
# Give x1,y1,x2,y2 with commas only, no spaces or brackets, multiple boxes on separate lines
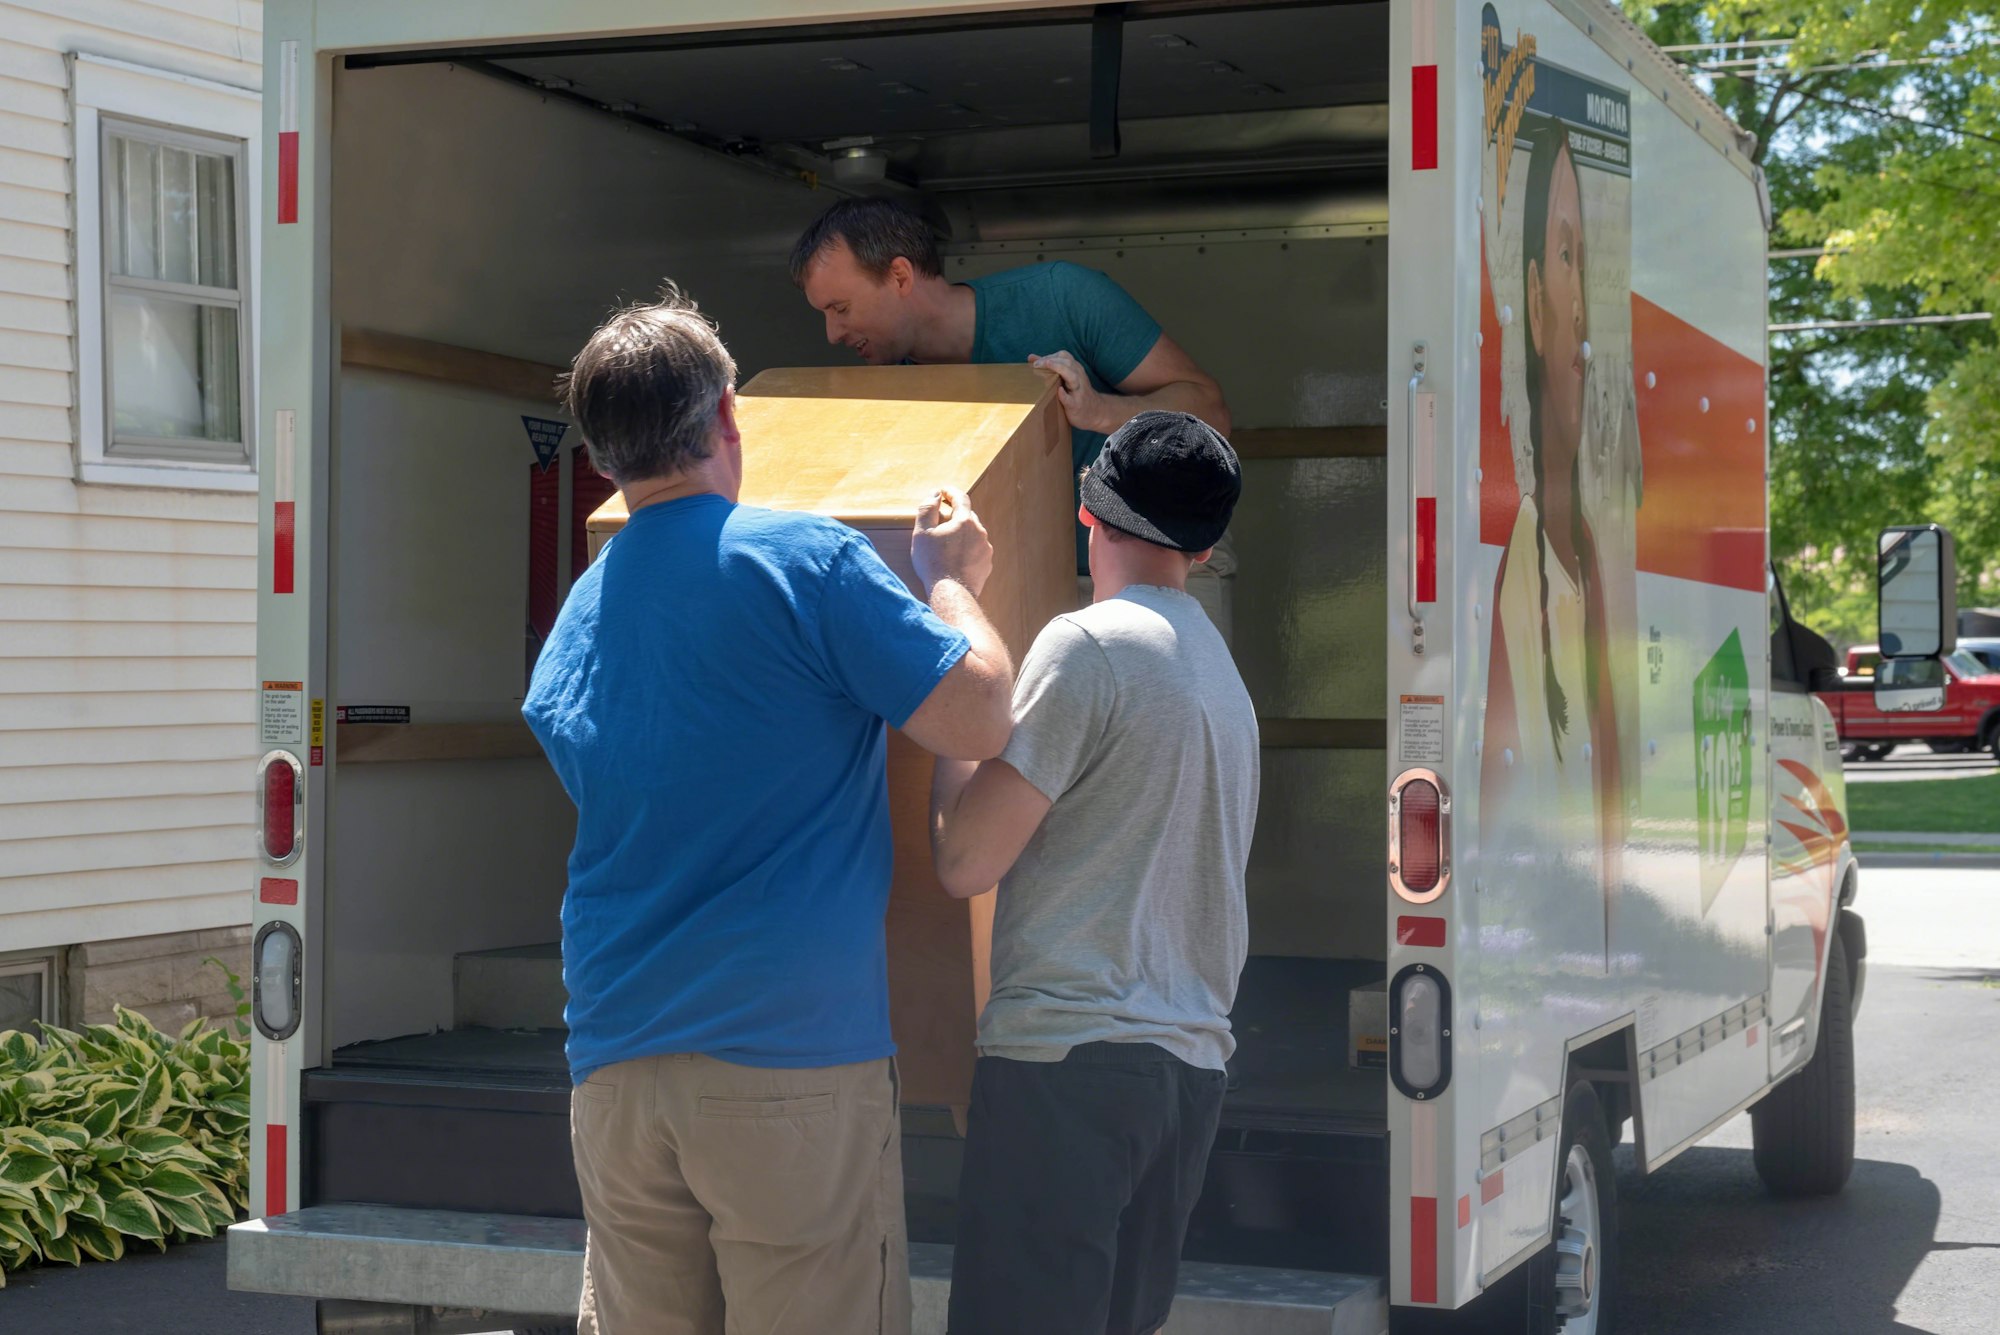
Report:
1630,295,1766,592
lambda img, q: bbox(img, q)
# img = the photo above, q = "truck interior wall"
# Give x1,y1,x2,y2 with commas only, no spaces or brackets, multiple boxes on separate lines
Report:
947,239,1390,960
324,28,1395,1052
325,61,846,1050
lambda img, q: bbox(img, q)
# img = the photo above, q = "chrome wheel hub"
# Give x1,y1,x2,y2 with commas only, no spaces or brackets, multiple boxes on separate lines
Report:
1553,1143,1600,1332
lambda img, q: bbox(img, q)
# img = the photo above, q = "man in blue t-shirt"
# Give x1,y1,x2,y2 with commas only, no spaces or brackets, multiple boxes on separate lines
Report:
523,287,1014,1335
790,198,1232,581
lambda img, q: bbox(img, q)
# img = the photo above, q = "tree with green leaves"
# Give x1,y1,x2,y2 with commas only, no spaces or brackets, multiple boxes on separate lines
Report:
1630,3,1999,645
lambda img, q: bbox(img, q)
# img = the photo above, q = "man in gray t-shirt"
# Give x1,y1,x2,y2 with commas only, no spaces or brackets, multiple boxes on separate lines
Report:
929,412,1258,1335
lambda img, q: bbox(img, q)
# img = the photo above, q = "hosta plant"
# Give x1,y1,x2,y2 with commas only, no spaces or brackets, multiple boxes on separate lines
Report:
0,1005,250,1285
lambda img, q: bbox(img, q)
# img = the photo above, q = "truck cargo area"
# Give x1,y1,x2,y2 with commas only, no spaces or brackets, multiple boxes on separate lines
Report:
312,0,1394,1282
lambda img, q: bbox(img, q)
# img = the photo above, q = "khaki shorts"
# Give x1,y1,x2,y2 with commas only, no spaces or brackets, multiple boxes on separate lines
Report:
571,1052,911,1335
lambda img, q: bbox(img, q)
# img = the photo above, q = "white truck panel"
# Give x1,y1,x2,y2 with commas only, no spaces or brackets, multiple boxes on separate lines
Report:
242,2,1831,1327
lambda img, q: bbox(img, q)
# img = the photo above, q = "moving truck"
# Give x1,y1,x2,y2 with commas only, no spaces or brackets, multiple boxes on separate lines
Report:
227,2,1895,1330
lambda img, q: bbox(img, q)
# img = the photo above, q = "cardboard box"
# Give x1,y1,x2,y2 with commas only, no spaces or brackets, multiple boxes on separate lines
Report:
1349,979,1388,1070
586,364,1073,1116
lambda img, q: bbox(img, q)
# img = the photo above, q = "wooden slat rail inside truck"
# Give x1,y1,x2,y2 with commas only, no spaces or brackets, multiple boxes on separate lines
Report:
230,3,1864,1332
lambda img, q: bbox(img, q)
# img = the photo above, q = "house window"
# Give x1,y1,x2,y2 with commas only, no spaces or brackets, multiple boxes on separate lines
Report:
0,953,57,1034
72,54,261,492
101,119,251,465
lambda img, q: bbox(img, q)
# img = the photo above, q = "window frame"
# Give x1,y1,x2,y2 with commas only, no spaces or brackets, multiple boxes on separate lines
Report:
0,951,60,1033
72,54,262,492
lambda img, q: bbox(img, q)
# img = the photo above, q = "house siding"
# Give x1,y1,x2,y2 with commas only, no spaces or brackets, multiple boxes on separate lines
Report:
0,1,261,1030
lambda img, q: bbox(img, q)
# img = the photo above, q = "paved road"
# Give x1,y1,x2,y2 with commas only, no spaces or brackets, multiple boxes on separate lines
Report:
4,869,1995,1334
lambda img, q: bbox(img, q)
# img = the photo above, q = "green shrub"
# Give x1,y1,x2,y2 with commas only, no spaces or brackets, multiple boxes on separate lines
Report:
0,1005,250,1286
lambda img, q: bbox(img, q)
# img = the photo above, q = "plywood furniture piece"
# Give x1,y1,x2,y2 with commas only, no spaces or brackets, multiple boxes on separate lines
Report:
587,363,1073,1115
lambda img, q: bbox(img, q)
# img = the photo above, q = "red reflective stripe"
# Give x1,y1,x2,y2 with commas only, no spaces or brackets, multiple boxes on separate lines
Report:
1411,1195,1438,1302
1482,1168,1506,1203
1457,1194,1471,1228
1415,496,1438,603
1747,1024,1760,1047
1397,915,1446,948
259,877,298,906
274,501,296,594
1411,66,1439,170
277,131,299,224
266,1124,287,1215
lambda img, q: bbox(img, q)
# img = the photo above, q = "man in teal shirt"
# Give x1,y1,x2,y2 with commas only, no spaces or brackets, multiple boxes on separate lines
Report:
790,198,1232,576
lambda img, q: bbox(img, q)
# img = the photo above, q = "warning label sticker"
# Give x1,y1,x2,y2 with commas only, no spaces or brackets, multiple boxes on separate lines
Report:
260,681,305,746
337,704,411,725
1399,694,1446,765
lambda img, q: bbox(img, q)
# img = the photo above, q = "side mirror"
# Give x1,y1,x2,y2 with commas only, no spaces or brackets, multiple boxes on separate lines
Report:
1875,657,1946,714
1878,525,1956,658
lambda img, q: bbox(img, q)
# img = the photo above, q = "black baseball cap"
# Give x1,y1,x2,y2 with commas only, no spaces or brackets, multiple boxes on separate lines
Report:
1080,411,1242,554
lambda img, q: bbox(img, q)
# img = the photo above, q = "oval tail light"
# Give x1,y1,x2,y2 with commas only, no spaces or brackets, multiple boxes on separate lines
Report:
1390,963,1452,1099
254,921,303,1041
1389,769,1451,904
259,751,304,865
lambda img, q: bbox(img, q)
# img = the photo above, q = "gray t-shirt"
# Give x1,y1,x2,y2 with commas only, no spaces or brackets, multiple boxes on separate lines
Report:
980,584,1259,1070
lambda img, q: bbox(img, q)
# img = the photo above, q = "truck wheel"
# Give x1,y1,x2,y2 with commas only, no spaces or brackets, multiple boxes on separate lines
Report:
1750,931,1855,1198
1395,1082,1619,1335
1524,1081,1619,1335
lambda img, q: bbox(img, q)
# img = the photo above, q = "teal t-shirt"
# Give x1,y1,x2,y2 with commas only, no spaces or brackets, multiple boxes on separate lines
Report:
965,262,1163,570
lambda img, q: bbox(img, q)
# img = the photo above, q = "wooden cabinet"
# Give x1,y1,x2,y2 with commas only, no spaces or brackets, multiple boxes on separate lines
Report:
588,363,1073,1114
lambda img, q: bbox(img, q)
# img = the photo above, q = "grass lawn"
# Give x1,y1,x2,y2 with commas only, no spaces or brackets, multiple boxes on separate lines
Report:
1845,770,2000,835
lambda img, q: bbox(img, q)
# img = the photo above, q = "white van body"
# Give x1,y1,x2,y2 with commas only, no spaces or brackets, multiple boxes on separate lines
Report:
229,3,1861,1330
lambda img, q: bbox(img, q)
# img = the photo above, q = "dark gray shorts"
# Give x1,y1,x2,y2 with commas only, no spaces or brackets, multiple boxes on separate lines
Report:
946,1042,1226,1335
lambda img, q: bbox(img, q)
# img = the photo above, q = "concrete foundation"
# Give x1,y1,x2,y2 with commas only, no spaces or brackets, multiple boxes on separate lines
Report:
65,925,253,1037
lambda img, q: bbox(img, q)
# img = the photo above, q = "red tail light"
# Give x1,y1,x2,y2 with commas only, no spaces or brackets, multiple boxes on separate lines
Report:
1390,769,1450,904
259,751,303,864
1399,780,1441,891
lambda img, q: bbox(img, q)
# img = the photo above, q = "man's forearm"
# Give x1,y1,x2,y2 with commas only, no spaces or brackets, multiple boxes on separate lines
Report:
1090,380,1232,437
930,578,1013,686
930,755,978,865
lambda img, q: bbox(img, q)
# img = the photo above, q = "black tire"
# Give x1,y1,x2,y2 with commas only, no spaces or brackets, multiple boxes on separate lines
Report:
512,1326,578,1335
1531,1081,1619,1335
1750,930,1856,1198
1395,1081,1619,1335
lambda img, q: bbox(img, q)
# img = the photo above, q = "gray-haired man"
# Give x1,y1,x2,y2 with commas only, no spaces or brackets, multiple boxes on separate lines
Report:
524,287,1016,1335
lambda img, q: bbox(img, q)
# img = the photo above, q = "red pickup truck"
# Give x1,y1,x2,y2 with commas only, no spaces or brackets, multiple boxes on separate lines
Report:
1819,646,2000,761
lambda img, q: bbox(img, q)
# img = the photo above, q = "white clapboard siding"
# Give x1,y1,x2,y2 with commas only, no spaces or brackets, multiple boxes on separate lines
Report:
0,756,249,804
0,1,262,957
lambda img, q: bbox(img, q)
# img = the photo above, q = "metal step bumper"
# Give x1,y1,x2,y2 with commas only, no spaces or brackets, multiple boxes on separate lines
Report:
229,1205,1387,1333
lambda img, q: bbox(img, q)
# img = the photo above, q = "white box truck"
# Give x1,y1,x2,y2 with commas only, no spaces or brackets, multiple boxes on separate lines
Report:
228,2,1881,1330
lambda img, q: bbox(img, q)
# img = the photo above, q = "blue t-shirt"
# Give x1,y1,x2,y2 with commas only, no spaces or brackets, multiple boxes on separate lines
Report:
965,262,1164,569
522,495,970,1081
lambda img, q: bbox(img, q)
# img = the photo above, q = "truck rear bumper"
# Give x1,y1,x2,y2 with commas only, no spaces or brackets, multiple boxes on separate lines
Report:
229,1204,1388,1334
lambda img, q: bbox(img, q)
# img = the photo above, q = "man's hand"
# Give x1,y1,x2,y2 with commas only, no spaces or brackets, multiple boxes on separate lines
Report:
1029,351,1112,433
912,485,995,597
904,487,1013,761
1032,337,1231,438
